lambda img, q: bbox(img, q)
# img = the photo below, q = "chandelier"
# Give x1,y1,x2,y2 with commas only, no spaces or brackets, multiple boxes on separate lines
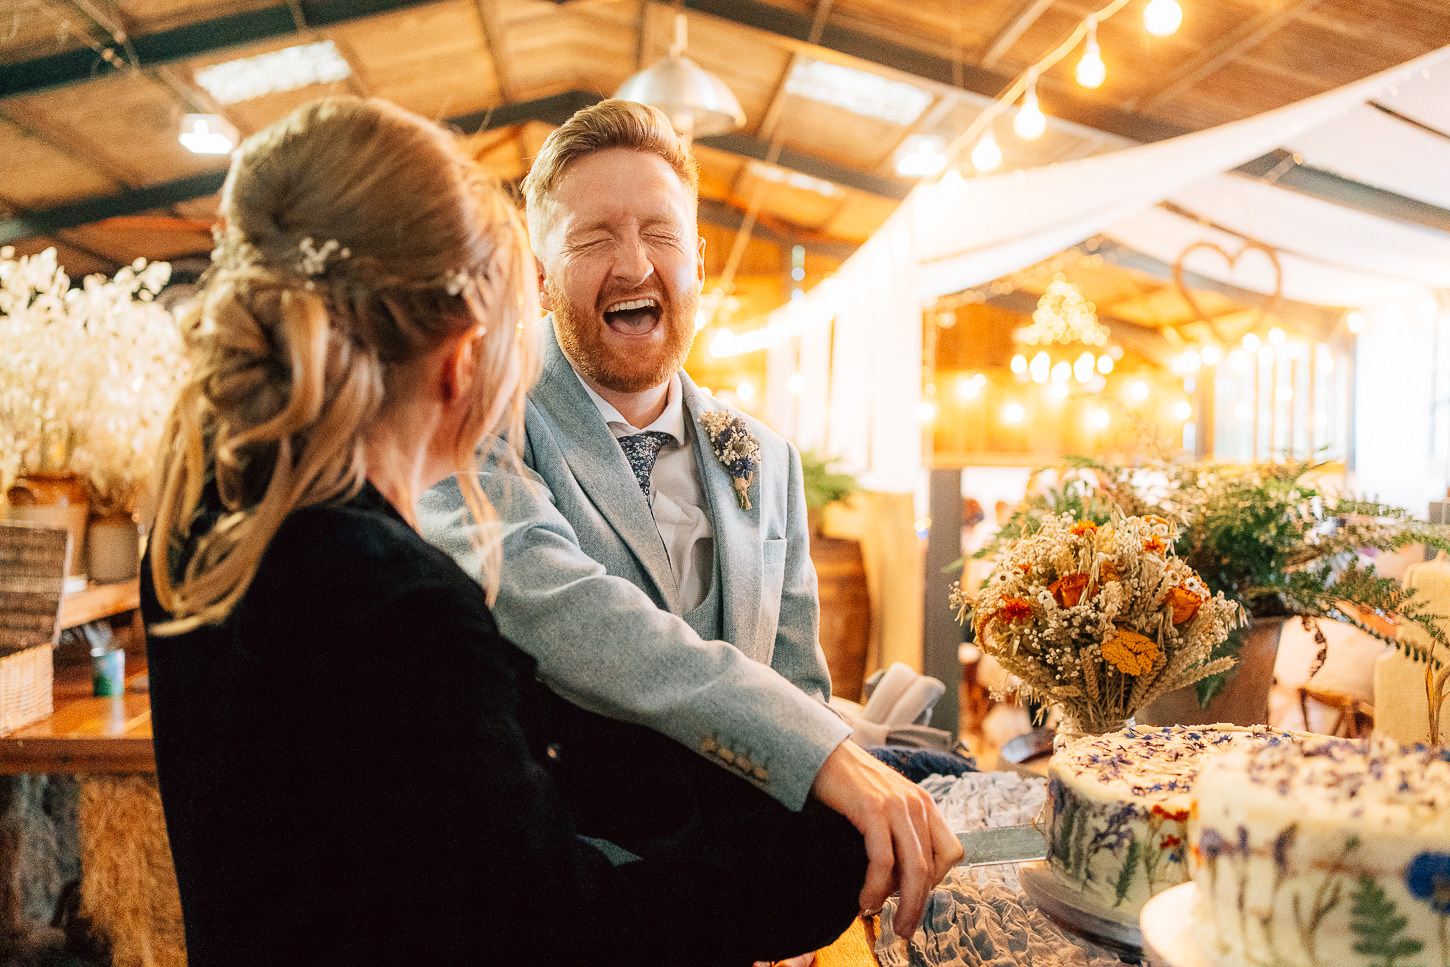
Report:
1018,276,1110,348
1010,275,1117,386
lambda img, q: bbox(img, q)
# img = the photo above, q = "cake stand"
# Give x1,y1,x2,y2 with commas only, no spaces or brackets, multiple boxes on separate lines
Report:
1138,883,1215,967
1019,861,1144,963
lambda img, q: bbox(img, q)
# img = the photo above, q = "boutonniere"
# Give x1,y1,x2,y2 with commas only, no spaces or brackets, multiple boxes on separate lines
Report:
700,410,761,510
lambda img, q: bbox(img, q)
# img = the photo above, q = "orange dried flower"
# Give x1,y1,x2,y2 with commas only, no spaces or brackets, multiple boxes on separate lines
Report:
999,598,1033,623
1101,627,1159,676
1142,537,1167,554
1070,520,1099,536
1165,586,1205,624
1050,572,1091,608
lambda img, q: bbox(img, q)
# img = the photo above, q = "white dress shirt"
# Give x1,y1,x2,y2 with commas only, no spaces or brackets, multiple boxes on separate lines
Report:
575,372,714,613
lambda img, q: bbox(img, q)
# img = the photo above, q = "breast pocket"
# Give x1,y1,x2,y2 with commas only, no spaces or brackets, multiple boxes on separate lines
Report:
755,538,788,660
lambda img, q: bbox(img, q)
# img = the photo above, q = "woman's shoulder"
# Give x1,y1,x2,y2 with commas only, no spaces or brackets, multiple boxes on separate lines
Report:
262,488,494,628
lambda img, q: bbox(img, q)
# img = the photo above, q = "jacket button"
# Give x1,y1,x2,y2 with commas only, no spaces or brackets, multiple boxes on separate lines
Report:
545,743,562,761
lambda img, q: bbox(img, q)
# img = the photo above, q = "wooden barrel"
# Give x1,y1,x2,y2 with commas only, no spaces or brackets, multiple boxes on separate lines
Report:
810,536,870,702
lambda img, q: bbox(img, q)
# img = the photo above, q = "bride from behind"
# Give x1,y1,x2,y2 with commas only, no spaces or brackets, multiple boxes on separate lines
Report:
142,97,666,967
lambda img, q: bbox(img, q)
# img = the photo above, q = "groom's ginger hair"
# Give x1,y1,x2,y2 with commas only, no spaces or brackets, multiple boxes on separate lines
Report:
521,99,700,254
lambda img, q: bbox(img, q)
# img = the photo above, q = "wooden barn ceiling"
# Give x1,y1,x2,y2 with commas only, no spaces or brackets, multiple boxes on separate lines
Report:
2,0,1448,331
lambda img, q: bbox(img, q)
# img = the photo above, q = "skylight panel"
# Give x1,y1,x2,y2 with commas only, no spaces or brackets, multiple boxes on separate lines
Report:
784,59,932,126
194,41,353,105
747,161,840,197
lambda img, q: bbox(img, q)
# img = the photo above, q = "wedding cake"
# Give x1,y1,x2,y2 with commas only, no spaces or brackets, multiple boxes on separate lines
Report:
1189,735,1450,967
1044,723,1292,920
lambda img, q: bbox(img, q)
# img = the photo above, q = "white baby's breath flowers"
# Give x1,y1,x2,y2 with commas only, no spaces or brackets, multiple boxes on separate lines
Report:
0,247,187,513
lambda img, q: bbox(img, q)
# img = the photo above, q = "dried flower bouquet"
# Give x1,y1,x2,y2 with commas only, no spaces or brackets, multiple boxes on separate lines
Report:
954,510,1244,734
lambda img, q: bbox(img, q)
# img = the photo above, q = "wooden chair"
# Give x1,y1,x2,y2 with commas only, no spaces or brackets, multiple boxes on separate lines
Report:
1297,684,1374,738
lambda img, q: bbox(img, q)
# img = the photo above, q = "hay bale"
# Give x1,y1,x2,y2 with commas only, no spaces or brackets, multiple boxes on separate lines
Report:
77,777,184,967
0,774,80,961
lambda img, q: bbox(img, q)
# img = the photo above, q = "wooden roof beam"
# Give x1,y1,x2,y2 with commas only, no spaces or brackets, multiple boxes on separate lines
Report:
0,91,897,245
980,0,1055,70
1207,160,1450,237
0,0,440,97
676,0,1191,144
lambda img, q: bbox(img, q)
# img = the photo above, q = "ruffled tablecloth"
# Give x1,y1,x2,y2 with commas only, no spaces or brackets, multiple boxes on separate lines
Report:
874,772,1130,967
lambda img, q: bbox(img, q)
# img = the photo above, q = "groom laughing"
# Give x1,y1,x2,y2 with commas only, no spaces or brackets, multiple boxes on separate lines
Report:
421,98,958,966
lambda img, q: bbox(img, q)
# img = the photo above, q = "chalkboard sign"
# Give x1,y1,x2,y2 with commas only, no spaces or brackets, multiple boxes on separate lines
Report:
0,522,69,653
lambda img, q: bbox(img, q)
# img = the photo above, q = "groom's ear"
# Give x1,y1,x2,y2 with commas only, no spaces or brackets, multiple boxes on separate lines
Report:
536,255,553,312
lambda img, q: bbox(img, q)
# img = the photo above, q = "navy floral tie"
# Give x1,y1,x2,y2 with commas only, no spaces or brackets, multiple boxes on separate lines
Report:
618,431,673,504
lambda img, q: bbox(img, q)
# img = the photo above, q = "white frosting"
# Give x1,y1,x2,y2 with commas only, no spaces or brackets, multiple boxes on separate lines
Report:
1045,724,1291,920
1190,736,1450,967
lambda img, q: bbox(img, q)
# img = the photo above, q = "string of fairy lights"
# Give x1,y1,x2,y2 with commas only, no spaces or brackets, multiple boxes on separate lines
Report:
710,0,1187,363
944,0,1184,179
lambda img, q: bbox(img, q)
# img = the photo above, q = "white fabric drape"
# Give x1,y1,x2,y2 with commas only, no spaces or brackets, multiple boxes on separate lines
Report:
758,44,1450,485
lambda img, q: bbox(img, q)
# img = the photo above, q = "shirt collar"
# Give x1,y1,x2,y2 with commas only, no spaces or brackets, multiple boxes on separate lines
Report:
573,368,687,445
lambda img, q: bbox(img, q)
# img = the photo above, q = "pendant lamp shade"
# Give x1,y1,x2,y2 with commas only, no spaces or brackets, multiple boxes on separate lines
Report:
613,14,744,144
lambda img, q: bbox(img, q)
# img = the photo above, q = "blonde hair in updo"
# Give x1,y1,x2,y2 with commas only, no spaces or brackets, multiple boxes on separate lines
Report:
149,97,537,633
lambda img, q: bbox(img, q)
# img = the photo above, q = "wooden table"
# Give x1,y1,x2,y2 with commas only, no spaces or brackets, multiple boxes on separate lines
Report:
0,577,154,774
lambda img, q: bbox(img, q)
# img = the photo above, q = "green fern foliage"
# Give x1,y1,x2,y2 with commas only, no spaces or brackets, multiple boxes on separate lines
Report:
1349,876,1423,967
1114,838,1142,906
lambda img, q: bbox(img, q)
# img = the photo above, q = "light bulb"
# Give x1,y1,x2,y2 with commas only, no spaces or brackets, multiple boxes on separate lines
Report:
1143,0,1182,36
895,134,948,177
179,114,237,155
1076,21,1106,89
971,129,1002,172
1014,74,1046,141
1029,351,1050,383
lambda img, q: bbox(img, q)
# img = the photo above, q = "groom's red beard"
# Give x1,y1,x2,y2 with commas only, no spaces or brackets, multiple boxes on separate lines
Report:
549,278,698,394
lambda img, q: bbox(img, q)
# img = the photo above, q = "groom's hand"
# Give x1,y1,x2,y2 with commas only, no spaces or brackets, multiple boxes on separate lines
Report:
809,739,962,937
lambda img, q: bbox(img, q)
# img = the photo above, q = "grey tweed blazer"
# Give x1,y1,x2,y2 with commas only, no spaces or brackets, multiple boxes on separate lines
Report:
418,323,848,811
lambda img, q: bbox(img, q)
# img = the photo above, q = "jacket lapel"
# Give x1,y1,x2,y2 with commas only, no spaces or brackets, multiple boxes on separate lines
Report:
531,322,675,604
682,373,762,651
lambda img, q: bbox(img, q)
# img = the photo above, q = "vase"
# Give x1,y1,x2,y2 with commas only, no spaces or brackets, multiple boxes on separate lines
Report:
88,513,141,584
4,471,89,578
1052,711,1135,752
1138,616,1288,727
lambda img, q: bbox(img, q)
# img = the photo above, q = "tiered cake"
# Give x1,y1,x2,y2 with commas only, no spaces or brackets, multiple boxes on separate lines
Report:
1189,735,1450,967
1044,724,1292,920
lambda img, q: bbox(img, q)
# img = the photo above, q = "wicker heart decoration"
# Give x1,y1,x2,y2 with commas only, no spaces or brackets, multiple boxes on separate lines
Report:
1171,241,1283,344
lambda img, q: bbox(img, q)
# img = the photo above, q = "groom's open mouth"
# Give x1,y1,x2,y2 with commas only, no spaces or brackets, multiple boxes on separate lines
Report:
603,296,662,335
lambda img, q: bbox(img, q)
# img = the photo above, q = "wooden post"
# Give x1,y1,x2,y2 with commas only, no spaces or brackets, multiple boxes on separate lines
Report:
923,468,964,736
